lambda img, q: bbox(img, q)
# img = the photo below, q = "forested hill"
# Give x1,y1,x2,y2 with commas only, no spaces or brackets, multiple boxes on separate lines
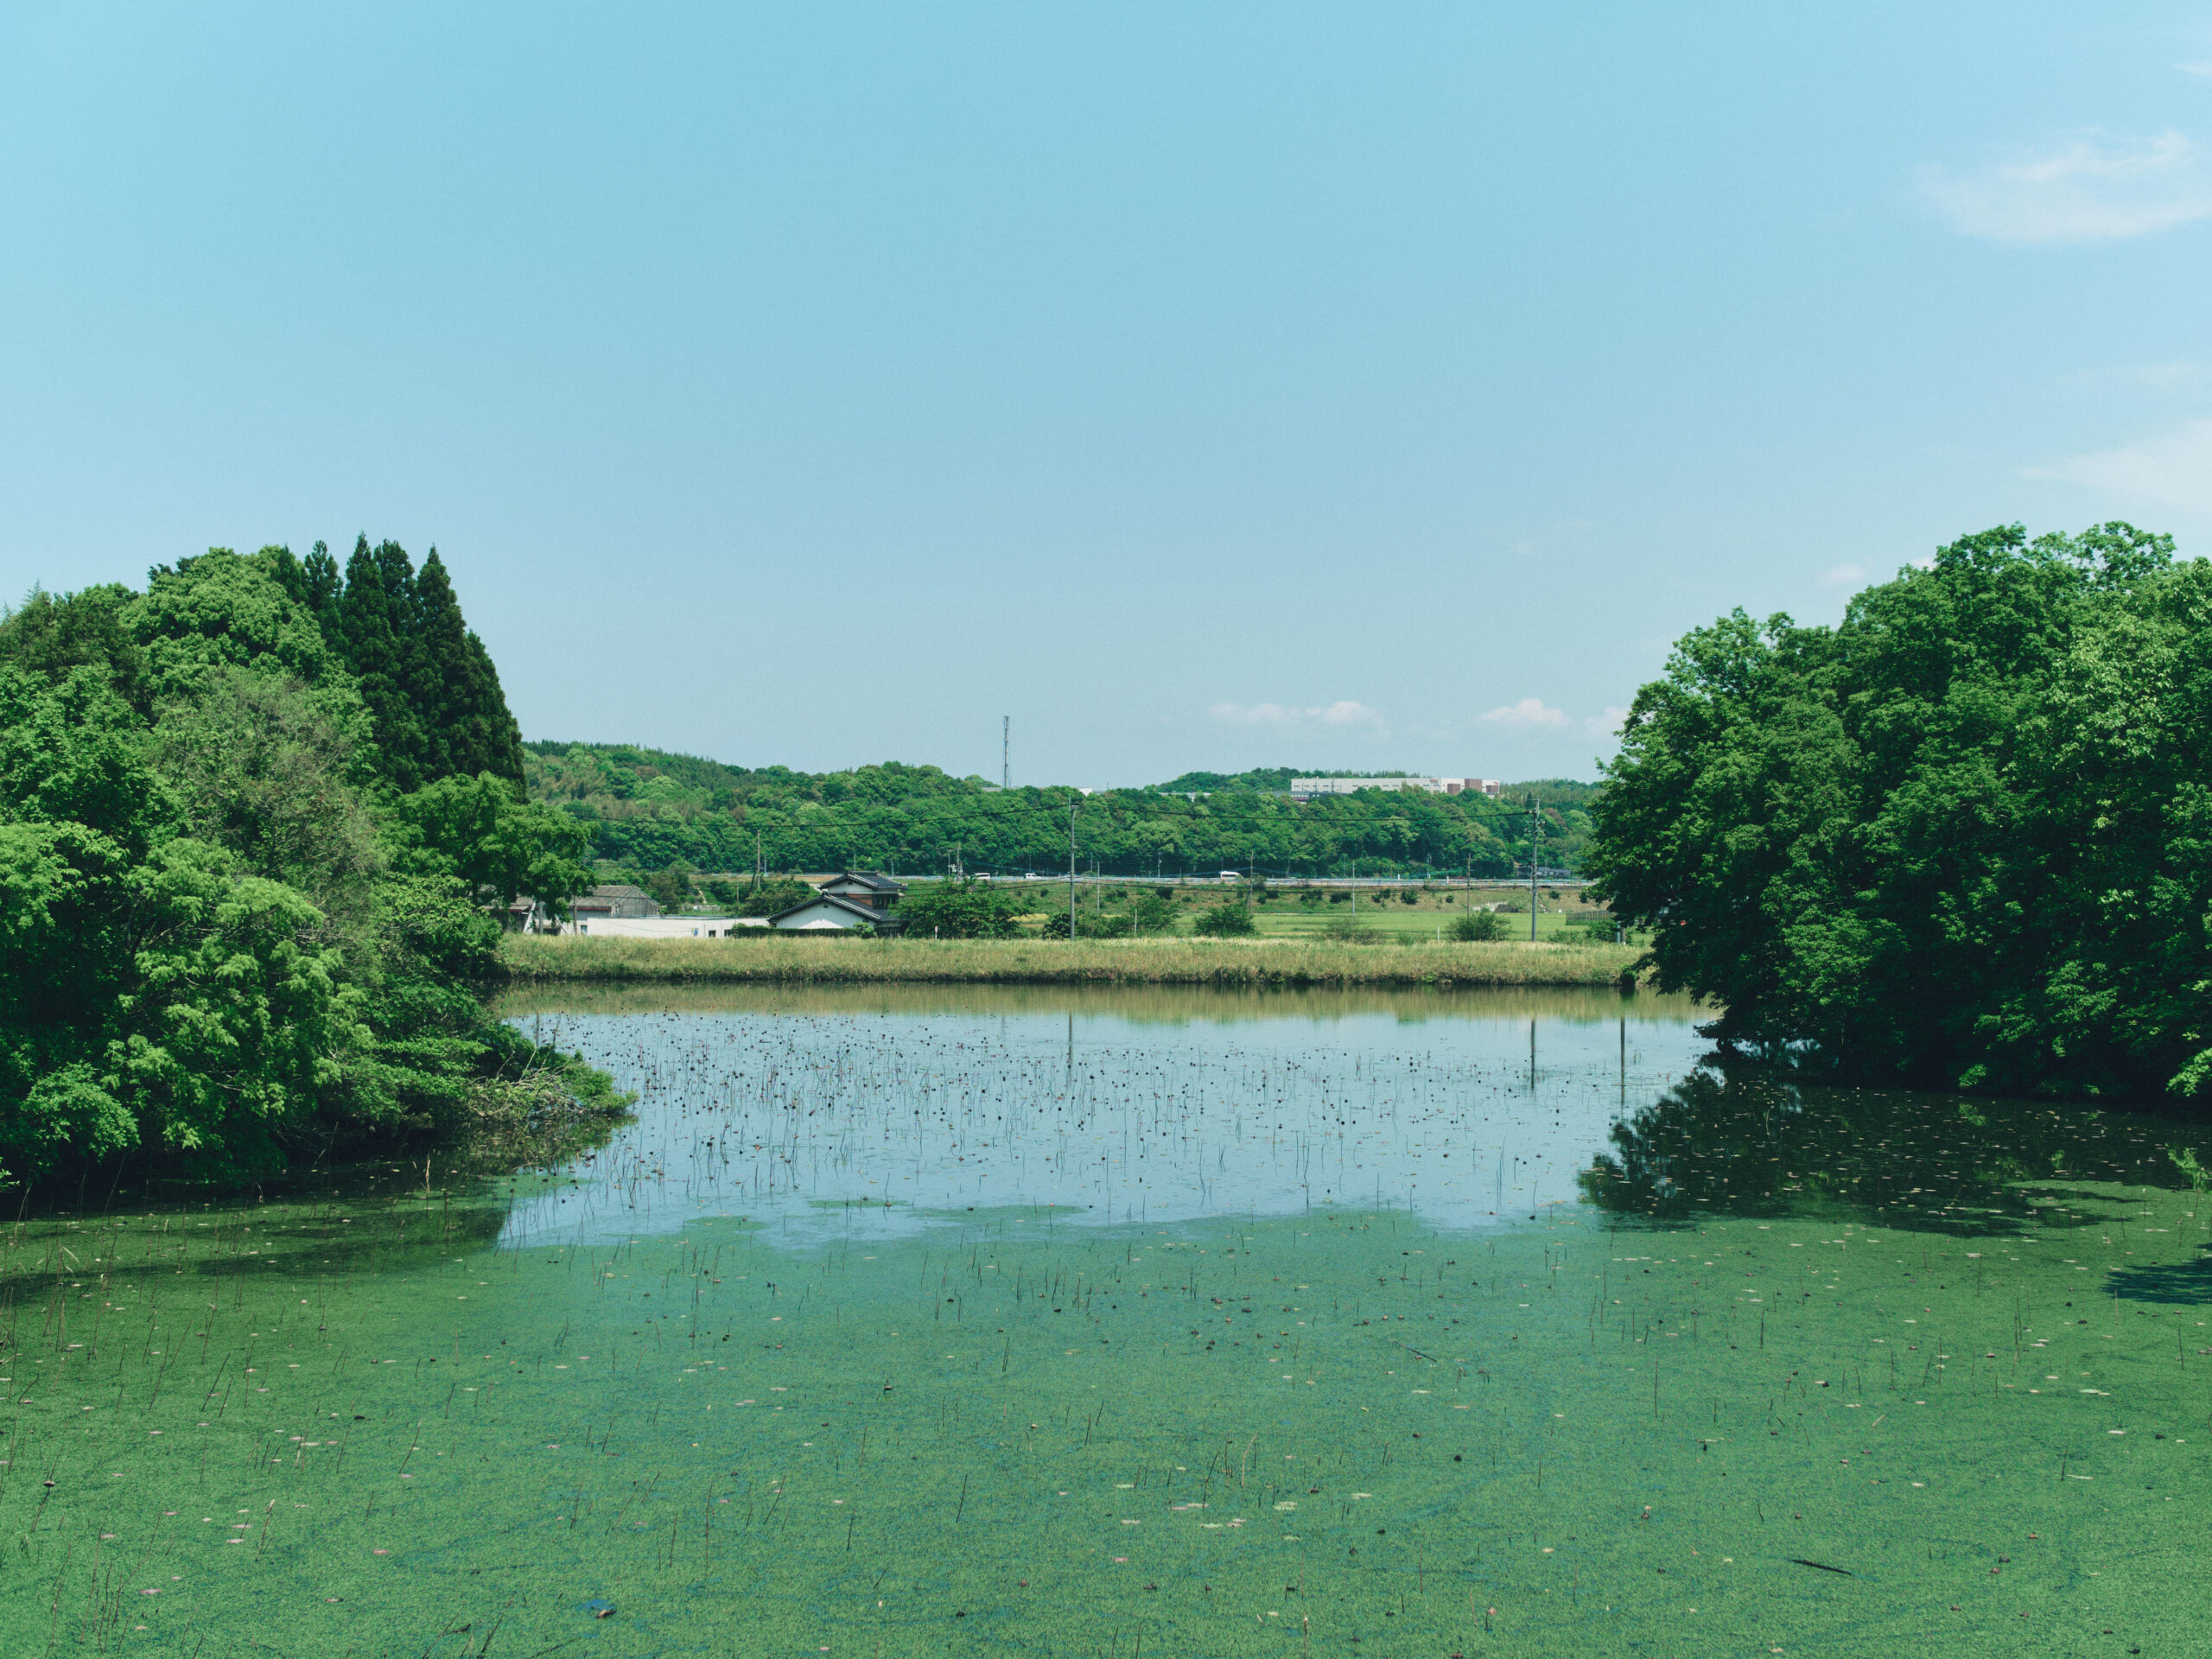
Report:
524,741,1598,877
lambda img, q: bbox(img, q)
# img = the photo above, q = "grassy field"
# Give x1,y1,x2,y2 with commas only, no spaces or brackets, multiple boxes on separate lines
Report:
669,881,1616,944
495,978,1687,1022
920,879,1618,943
499,932,1643,986
1241,906,1615,942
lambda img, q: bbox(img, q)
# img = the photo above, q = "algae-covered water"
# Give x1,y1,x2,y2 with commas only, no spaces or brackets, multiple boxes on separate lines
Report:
3,985,2207,1656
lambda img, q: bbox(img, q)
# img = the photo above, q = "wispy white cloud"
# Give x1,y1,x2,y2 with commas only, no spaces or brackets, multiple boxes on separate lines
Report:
1817,562,1866,588
2029,417,2212,518
2181,60,2212,79
1584,706,1628,738
2070,360,2212,393
1209,699,1383,728
1479,697,1570,730
1920,130,2212,244
2125,359,2212,391
2062,359,2212,393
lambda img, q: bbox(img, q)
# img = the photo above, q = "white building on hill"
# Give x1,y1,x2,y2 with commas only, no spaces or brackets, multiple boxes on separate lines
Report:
1290,777,1503,801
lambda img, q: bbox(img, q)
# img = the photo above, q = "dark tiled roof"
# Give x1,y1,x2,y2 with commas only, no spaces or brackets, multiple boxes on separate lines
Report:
590,884,652,899
820,870,905,893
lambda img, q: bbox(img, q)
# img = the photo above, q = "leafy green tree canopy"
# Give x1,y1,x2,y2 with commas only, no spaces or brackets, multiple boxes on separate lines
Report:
389,772,594,918
1587,522,2212,1102
0,542,607,1187
1451,908,1505,941
892,880,1023,939
1192,902,1256,937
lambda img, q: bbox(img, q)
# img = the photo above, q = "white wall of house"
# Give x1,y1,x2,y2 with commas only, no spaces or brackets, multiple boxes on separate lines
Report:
561,916,766,938
769,898,875,931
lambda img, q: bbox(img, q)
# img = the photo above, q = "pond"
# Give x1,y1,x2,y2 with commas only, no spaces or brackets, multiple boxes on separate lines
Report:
2,985,2205,1656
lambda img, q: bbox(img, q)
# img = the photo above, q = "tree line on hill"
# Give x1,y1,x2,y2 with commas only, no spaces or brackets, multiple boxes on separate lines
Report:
0,546,612,1190
1590,521,2212,1107
523,742,1597,881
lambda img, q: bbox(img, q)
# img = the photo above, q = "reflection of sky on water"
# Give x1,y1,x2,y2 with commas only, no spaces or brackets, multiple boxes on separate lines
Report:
502,995,1708,1247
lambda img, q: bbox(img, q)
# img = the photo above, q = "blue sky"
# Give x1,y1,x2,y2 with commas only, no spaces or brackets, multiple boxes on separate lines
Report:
6,4,2212,785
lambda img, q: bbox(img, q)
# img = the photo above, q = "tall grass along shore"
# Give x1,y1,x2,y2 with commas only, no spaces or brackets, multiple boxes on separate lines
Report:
499,932,1642,987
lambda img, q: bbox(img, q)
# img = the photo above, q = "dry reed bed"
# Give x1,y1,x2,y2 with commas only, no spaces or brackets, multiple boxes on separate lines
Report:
498,932,1643,986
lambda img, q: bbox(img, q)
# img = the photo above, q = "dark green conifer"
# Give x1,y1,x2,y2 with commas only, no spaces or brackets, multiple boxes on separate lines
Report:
415,550,524,785
455,628,526,784
338,534,428,791
301,539,343,638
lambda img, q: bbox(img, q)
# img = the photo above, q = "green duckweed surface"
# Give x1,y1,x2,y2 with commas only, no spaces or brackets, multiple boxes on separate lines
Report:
2,986,2206,1656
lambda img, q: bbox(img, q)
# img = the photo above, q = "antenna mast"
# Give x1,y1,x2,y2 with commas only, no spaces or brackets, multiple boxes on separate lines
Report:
1002,715,1010,790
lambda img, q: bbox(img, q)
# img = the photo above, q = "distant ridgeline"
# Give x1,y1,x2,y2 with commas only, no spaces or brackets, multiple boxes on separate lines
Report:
525,743,1597,877
0,544,607,1186
1150,766,1409,794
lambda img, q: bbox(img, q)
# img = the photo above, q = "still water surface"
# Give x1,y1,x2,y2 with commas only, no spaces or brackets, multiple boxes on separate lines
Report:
0,985,2203,1657
497,984,1708,1243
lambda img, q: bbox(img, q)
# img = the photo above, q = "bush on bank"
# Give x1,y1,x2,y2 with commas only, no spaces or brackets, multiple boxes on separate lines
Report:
0,548,619,1188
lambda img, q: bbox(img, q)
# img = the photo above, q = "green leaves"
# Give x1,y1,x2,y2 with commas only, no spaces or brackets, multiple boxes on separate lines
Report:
524,741,1577,880
0,544,612,1184
1591,522,2212,1101
330,539,524,791
387,771,593,917
133,548,346,709
892,880,1024,939
1192,902,1256,938
116,842,360,1172
0,818,136,1175
0,819,361,1179
148,664,381,913
1451,908,1506,941
0,664,166,852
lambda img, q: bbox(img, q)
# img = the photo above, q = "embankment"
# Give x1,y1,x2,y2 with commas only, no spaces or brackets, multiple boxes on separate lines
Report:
498,933,1643,987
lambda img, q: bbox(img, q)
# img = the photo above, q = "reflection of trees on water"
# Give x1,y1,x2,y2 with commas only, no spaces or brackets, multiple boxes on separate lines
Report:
1578,1062,2205,1236
0,1113,623,1300
0,1192,515,1305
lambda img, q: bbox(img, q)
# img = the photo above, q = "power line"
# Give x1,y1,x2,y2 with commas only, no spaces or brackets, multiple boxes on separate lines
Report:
1529,793,1540,942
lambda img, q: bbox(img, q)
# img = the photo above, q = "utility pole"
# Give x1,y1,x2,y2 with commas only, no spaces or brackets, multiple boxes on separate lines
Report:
1067,798,1079,942
1002,715,1010,791
1529,794,1540,942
